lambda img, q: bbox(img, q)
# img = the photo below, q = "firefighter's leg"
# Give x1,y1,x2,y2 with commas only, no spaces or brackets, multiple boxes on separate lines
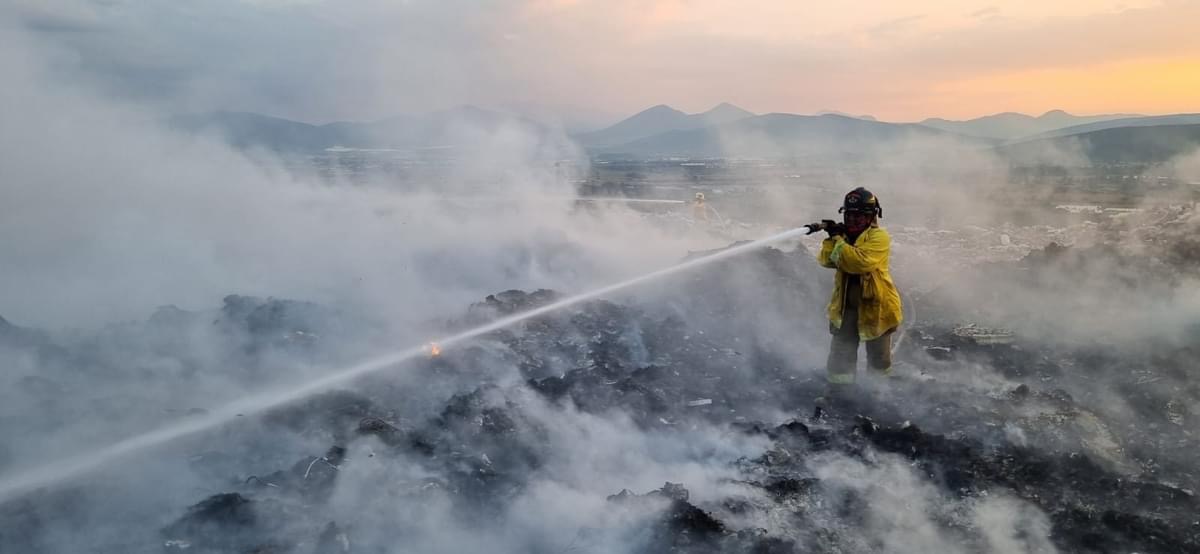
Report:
865,328,895,376
826,317,860,386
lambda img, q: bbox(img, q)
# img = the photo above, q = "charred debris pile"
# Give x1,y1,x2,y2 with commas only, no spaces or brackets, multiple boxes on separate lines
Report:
2,229,1199,553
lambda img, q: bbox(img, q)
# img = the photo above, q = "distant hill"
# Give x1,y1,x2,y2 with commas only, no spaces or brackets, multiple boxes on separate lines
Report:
573,103,755,147
816,110,877,121
169,106,564,154
169,111,329,152
1000,123,1200,165
597,113,982,159
1016,113,1200,142
170,105,1200,167
322,106,552,150
921,110,1139,140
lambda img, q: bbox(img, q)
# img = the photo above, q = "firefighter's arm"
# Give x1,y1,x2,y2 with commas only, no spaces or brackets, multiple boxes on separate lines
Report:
817,238,838,268
829,229,889,274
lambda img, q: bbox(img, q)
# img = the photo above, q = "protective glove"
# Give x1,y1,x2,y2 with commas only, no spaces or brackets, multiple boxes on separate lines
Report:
825,221,848,238
803,219,839,235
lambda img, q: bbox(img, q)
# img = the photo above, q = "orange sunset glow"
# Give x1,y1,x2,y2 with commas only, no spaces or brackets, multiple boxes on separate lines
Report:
515,0,1200,121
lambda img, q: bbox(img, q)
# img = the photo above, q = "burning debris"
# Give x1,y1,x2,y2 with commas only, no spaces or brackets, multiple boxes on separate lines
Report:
2,222,1199,552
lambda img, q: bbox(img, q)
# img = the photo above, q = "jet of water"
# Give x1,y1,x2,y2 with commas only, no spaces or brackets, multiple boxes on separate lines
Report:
0,227,807,503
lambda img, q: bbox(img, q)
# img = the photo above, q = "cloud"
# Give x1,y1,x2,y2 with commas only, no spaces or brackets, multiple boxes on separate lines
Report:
7,1,519,121
867,14,927,38
8,0,1198,122
9,0,108,33
971,6,1002,19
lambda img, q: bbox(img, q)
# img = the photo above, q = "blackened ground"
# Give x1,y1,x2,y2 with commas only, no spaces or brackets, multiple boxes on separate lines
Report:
2,243,1198,553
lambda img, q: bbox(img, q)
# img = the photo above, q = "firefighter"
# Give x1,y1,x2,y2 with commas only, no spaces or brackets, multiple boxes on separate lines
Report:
810,187,903,390
692,192,709,222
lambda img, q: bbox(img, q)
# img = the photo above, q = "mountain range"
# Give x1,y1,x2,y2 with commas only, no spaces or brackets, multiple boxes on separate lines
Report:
595,112,962,159
169,104,1200,166
572,103,754,147
919,110,1140,140
169,106,561,155
1015,113,1200,141
999,123,1200,166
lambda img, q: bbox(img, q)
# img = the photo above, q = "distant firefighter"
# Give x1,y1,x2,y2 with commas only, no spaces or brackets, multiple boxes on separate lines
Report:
692,192,709,222
806,187,903,391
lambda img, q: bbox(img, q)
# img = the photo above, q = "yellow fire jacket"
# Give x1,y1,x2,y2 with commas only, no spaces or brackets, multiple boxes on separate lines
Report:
817,225,903,340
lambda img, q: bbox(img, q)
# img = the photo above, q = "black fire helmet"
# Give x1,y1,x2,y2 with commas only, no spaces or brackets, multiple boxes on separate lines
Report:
839,187,882,218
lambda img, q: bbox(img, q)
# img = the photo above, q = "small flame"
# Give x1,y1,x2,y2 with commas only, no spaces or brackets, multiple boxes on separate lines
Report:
428,342,442,357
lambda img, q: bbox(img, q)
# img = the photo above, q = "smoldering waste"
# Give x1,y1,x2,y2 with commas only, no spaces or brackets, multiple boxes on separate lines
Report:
1,232,1198,553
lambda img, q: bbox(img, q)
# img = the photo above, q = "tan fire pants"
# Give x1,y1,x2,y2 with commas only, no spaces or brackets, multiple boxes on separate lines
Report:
826,277,894,385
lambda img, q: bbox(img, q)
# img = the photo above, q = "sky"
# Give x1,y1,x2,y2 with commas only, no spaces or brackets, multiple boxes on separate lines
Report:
8,0,1200,126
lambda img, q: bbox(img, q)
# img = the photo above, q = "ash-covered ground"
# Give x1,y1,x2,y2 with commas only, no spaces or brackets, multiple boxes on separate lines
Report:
1,208,1198,554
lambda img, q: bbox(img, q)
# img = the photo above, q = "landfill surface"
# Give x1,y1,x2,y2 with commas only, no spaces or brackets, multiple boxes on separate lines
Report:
1,207,1198,553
